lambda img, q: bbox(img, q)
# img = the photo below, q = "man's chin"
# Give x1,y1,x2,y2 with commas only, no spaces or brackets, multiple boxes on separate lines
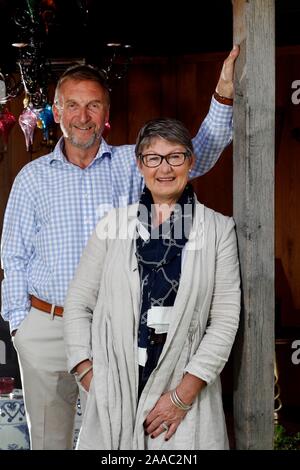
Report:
69,134,100,150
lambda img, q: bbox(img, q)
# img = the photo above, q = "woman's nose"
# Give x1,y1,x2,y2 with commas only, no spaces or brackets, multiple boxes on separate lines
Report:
159,158,172,172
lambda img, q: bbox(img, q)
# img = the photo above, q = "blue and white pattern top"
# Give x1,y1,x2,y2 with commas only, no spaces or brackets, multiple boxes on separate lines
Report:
1,97,233,332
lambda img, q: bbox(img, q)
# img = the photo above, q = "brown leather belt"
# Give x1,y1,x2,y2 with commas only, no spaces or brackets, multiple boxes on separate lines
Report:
30,295,64,317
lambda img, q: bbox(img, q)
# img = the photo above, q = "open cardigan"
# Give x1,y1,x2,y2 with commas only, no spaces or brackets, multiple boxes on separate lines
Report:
64,199,241,450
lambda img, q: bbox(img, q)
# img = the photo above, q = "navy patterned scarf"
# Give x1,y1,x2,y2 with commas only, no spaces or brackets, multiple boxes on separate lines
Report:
135,184,195,359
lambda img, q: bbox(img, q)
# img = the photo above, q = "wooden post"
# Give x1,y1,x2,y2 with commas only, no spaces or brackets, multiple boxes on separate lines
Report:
232,0,275,449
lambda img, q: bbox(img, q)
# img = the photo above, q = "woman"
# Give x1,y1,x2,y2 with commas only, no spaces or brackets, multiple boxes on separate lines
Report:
63,118,241,450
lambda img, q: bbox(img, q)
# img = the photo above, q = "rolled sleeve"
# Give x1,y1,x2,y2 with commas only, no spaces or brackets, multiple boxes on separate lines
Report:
191,96,233,177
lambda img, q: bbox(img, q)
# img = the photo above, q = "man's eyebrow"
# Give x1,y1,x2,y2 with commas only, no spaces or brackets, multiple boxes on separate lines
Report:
65,99,103,104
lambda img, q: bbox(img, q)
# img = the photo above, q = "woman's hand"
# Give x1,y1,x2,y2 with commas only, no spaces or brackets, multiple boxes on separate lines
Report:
143,391,187,441
74,360,93,392
80,368,93,392
144,373,206,441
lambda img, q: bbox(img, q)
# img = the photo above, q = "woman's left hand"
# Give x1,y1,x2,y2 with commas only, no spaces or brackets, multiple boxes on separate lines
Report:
143,391,187,441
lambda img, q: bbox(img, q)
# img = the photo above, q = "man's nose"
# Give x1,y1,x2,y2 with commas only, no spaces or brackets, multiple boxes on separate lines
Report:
77,106,90,122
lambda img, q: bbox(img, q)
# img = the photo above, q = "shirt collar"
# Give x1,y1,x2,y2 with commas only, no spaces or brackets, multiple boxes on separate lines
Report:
49,136,112,165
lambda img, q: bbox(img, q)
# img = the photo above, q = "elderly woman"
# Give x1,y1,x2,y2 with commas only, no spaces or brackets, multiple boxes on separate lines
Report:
63,118,240,450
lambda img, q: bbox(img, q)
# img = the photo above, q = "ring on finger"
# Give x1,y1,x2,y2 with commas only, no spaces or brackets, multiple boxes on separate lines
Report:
161,422,169,432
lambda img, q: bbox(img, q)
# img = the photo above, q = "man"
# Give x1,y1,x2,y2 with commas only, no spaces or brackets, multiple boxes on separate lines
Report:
1,46,239,450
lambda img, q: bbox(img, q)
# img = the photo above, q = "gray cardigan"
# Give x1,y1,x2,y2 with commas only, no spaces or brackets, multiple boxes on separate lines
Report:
64,200,241,450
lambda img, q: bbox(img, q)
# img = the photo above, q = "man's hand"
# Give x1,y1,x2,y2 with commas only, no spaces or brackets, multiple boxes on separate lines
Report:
216,45,240,99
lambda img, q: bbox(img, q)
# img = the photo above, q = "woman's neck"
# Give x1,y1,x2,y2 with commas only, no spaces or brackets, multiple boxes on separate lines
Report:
152,198,176,227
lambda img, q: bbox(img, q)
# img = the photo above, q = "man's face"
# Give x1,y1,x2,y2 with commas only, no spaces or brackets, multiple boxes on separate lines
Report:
53,78,110,151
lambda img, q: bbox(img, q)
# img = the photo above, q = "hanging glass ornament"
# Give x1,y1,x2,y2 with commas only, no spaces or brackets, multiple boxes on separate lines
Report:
102,121,111,139
37,103,54,139
19,107,38,151
0,108,16,142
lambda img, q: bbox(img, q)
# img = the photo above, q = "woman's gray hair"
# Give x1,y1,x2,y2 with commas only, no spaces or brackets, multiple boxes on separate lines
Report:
54,64,110,106
135,117,194,157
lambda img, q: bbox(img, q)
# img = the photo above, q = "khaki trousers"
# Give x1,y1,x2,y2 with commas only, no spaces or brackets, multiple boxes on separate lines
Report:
13,307,79,449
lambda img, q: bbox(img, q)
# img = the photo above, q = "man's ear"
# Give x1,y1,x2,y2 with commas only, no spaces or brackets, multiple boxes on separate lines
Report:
52,104,61,124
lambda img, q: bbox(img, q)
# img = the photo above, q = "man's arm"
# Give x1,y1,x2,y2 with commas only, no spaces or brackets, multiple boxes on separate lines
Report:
1,172,35,334
190,45,239,178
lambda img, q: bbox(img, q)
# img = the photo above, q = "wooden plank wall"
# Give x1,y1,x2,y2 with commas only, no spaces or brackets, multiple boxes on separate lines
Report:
276,47,300,328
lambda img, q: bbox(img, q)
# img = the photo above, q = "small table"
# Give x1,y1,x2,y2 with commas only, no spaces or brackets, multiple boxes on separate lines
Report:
0,391,30,450
0,390,82,450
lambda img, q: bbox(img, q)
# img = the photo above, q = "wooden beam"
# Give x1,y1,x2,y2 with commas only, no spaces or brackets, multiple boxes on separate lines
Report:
232,0,275,449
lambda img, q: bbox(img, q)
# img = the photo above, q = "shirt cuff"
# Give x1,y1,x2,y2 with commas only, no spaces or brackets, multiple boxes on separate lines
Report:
208,95,233,128
8,311,29,334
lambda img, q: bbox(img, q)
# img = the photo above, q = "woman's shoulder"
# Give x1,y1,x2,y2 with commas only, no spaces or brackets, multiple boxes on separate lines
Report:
195,200,235,233
196,199,232,220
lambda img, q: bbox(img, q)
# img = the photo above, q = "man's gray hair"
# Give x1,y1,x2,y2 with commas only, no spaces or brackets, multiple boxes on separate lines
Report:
54,64,110,106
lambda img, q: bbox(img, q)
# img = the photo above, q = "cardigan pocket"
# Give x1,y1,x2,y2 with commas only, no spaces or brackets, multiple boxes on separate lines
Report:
76,377,101,450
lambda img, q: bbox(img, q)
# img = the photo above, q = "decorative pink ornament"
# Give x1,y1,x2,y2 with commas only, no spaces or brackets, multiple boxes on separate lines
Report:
0,108,16,143
102,121,111,139
18,107,38,151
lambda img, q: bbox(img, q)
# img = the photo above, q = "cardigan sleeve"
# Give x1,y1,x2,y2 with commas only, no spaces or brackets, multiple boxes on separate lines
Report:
184,216,241,385
63,218,109,373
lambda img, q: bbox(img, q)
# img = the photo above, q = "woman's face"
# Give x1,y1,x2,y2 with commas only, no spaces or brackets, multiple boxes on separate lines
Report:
137,137,195,204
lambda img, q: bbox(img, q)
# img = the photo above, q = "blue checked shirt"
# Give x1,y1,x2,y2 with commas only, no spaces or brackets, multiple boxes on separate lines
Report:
1,97,232,332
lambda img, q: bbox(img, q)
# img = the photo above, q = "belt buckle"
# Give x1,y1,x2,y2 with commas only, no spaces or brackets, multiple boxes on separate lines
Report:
150,331,166,345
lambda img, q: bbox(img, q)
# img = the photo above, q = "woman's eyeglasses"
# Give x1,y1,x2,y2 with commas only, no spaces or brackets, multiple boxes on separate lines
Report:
138,152,190,168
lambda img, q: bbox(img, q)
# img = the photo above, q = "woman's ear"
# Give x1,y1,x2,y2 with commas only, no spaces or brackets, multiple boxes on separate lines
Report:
189,154,196,170
136,157,143,173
